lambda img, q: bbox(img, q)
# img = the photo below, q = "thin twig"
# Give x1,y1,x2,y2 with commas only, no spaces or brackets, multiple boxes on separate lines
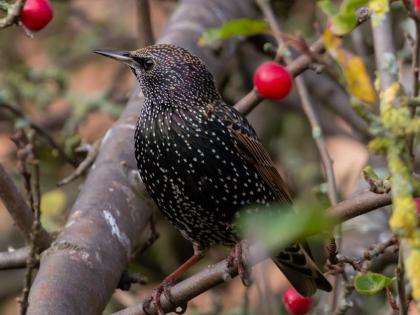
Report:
136,0,154,47
397,247,408,315
256,0,341,307
132,215,160,259
1,102,79,167
233,7,371,120
0,163,51,248
0,0,26,29
0,247,30,270
333,280,354,315
57,140,101,186
11,129,43,315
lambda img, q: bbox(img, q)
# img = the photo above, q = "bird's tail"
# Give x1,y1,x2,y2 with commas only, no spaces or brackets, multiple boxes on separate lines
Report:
272,243,332,296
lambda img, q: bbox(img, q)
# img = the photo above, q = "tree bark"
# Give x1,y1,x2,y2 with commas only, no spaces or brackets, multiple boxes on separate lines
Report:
26,1,258,314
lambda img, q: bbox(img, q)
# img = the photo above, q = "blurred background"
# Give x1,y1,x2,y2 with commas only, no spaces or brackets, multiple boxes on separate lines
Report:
1,0,418,314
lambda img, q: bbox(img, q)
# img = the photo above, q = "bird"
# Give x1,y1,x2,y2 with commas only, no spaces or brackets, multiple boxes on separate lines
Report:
95,44,331,313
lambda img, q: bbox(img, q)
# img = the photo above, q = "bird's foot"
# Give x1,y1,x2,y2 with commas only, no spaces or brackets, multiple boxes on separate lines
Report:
226,242,252,286
142,280,187,315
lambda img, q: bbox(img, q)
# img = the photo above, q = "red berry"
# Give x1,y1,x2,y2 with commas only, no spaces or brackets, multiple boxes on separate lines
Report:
282,287,314,315
253,61,293,100
415,198,420,214
415,0,420,15
21,0,53,31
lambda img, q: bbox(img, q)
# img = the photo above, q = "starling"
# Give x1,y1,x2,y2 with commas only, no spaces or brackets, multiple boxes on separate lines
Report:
95,44,331,310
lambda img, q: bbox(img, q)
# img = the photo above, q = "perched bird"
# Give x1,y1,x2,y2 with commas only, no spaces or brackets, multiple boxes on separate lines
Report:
95,44,331,312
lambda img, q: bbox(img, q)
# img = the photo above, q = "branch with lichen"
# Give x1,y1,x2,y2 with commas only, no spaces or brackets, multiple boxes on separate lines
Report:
369,11,420,309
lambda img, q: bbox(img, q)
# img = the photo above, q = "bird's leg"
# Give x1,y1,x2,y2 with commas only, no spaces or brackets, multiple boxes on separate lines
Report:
226,241,252,287
143,246,204,315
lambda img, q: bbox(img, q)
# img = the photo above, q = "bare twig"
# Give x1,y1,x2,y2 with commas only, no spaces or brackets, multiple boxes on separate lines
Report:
256,0,341,307
11,129,43,315
132,215,160,258
136,0,154,47
233,8,371,122
0,247,30,270
0,0,26,29
396,248,408,315
57,140,101,187
0,163,51,249
0,103,79,167
333,281,354,315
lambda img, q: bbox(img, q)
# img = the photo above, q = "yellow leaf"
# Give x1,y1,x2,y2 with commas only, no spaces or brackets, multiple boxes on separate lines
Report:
41,189,66,216
323,30,377,105
41,189,67,231
322,29,342,51
383,82,400,105
369,0,389,27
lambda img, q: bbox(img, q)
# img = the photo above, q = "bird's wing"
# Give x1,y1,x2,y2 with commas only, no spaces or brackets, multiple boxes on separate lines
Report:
232,129,292,203
216,104,291,204
217,104,332,296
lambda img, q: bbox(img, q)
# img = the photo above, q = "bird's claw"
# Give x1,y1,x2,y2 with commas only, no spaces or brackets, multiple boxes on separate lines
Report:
226,242,253,286
142,279,188,315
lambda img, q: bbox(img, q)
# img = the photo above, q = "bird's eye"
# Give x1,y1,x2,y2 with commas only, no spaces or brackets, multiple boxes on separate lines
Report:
142,58,155,71
133,57,154,72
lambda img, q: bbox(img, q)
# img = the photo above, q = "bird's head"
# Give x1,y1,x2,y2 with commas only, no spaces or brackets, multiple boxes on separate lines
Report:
94,44,219,103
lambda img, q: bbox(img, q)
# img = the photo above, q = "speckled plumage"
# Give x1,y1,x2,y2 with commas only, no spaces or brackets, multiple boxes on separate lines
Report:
113,44,330,296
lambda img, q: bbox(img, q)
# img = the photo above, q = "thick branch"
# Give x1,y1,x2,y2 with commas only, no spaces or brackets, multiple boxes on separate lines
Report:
26,1,258,314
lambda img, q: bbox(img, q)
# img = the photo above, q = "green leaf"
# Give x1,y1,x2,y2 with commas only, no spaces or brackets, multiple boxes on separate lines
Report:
199,18,268,46
362,165,379,180
354,272,395,296
238,202,335,252
318,0,369,35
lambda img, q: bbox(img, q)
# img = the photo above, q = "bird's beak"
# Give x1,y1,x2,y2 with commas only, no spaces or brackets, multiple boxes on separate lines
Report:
94,49,133,65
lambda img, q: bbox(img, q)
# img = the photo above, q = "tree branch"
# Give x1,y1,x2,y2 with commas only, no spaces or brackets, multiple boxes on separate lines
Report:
0,102,79,167
0,163,52,249
234,8,370,136
0,0,26,29
111,190,396,315
0,247,30,270
136,0,154,47
26,1,259,314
